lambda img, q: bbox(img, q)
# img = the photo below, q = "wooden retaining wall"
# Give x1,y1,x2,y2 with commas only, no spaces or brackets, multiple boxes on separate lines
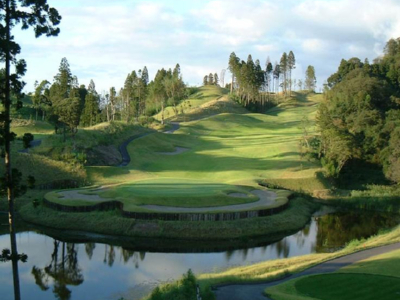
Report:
37,180,84,190
42,195,292,222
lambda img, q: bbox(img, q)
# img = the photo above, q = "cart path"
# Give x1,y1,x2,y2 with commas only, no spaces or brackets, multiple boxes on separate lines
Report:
139,189,277,213
118,122,181,167
214,242,400,300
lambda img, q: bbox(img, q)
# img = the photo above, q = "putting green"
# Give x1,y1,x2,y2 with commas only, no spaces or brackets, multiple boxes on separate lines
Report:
294,273,400,300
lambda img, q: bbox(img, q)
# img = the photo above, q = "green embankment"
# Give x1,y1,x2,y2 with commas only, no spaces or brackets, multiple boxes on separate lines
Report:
266,248,400,300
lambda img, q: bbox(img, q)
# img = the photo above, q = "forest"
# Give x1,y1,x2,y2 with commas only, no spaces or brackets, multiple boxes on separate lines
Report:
316,38,400,184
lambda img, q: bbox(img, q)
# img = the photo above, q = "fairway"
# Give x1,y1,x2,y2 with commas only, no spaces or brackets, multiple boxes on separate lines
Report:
49,87,323,212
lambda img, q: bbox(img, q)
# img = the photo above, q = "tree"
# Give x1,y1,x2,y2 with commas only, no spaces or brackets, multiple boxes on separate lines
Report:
33,80,50,121
203,75,208,86
208,73,214,85
0,2,61,300
273,63,280,94
280,52,288,96
265,57,273,93
228,52,240,93
109,87,117,121
214,73,219,86
81,80,99,127
305,65,316,91
288,51,296,95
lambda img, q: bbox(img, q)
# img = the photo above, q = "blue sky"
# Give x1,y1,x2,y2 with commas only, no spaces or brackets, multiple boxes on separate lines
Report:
15,0,400,93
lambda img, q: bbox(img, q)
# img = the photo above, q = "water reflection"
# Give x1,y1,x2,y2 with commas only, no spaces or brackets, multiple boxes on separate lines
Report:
0,210,397,300
31,241,84,300
315,212,398,252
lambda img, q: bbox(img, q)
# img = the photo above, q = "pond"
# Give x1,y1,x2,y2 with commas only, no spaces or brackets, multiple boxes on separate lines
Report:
0,210,398,300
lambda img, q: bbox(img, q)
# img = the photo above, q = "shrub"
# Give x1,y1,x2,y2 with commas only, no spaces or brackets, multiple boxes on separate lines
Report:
22,133,34,149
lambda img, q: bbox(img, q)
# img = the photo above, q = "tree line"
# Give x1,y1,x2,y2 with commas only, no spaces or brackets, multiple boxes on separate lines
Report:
316,38,400,183
228,51,317,112
203,73,219,86
33,59,188,139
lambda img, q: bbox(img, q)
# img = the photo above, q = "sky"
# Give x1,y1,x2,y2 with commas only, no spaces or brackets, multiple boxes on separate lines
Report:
14,0,400,93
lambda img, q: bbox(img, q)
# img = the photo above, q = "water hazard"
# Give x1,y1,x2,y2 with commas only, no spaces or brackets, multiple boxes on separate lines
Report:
0,210,398,300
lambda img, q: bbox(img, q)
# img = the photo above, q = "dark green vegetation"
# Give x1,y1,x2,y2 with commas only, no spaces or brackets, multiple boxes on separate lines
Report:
266,248,400,300
227,51,301,112
144,270,203,300
317,38,400,184
32,59,188,137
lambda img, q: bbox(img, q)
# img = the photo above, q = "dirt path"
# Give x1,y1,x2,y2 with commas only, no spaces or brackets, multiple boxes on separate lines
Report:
214,242,400,300
139,189,277,213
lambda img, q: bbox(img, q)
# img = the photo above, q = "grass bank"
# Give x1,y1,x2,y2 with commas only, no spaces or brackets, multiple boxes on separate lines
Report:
266,247,400,300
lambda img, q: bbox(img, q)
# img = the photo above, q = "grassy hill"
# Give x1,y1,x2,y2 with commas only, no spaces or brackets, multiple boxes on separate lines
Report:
80,89,324,209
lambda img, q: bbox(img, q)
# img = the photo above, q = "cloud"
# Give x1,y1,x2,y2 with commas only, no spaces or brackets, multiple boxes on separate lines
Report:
13,0,400,93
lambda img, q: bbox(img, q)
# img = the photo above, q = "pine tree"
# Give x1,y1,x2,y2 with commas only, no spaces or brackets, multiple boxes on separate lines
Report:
288,51,296,96
109,87,117,121
266,58,273,93
280,52,288,96
228,52,240,93
273,63,281,94
208,73,214,85
214,73,219,86
81,80,99,127
305,66,317,91
203,75,209,86
0,3,61,300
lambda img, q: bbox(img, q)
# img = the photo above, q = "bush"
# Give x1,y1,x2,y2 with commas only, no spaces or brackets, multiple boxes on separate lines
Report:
22,133,34,149
146,269,198,300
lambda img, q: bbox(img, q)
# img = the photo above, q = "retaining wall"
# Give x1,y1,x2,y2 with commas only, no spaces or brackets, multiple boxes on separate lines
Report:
42,194,293,222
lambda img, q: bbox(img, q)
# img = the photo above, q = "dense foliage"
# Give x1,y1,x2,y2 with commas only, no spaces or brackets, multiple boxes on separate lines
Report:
317,38,400,182
228,51,300,112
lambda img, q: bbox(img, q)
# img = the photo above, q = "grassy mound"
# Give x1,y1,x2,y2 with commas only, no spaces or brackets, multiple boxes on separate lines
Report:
153,85,231,122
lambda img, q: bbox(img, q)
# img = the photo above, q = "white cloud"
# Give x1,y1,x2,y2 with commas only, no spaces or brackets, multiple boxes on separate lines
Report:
302,39,325,53
13,0,400,93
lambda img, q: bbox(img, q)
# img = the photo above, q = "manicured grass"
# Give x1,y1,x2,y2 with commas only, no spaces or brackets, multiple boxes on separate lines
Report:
294,274,400,300
153,85,230,122
95,179,259,208
84,92,322,203
266,249,400,300
35,90,324,212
